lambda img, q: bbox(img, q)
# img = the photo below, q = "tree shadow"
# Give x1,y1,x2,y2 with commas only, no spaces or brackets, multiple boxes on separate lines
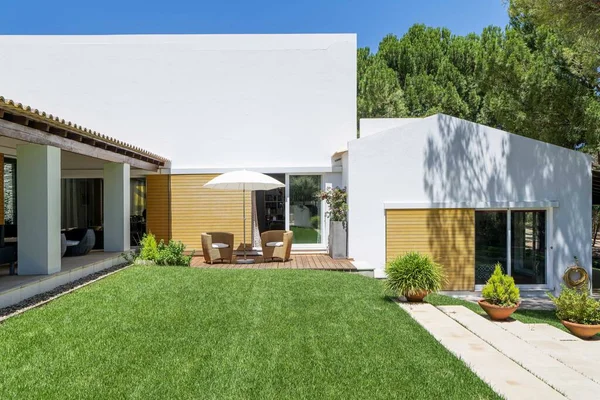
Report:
423,114,591,291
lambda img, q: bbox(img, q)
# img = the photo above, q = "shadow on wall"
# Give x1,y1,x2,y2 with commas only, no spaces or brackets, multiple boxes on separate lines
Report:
422,114,590,288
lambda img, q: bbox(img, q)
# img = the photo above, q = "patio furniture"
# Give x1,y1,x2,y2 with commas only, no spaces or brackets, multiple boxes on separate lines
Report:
61,233,67,257
64,228,96,257
201,232,234,264
203,170,285,264
261,230,293,262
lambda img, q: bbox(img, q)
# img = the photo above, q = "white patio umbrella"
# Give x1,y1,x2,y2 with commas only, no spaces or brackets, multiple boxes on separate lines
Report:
203,170,285,263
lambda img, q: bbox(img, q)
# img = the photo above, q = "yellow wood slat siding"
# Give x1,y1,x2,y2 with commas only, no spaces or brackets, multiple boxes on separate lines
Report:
146,175,171,243
386,209,475,291
170,174,252,253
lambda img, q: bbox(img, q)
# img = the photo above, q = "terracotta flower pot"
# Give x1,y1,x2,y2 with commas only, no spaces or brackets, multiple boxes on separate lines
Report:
562,320,600,339
478,300,519,321
405,290,429,302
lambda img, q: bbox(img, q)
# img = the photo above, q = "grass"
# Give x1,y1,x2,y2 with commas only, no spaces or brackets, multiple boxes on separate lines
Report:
290,225,320,243
426,293,564,331
0,267,498,399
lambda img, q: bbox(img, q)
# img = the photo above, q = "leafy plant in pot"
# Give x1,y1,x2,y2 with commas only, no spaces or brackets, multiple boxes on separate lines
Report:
479,264,520,320
548,286,600,339
385,252,445,302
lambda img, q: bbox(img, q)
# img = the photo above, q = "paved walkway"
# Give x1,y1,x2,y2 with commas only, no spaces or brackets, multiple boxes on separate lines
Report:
399,302,600,399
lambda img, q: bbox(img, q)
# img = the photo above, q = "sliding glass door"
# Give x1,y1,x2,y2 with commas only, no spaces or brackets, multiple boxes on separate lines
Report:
475,210,547,286
289,175,322,244
475,211,507,284
511,211,546,285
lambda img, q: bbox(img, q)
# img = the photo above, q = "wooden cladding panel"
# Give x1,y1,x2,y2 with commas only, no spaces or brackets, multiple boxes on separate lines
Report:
386,209,475,290
146,175,171,243
170,174,252,253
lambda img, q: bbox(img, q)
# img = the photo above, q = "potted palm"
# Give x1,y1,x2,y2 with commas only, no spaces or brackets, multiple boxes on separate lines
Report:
478,264,520,320
385,252,445,302
548,286,600,339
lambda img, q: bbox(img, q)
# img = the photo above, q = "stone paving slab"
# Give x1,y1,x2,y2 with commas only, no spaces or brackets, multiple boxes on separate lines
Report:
494,320,600,385
495,320,580,342
398,302,565,400
439,305,600,399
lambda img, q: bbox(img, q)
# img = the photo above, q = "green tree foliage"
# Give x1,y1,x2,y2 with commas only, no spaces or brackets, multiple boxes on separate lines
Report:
508,0,600,90
357,21,600,152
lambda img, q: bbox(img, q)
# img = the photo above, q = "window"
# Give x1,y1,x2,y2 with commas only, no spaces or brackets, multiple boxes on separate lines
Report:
475,210,547,286
289,175,322,244
475,211,507,284
511,211,546,285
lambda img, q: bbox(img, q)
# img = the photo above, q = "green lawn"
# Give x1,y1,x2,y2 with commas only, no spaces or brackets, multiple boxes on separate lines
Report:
291,225,320,243
426,293,564,330
0,267,498,399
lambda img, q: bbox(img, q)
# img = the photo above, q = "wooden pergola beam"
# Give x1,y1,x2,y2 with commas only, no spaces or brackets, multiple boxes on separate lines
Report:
0,119,160,171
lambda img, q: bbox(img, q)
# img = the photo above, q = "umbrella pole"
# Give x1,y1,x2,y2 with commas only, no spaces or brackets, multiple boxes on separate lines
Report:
243,184,246,260
237,183,254,264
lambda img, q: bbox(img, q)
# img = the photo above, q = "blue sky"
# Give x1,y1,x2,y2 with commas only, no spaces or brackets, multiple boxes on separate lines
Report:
0,1,509,50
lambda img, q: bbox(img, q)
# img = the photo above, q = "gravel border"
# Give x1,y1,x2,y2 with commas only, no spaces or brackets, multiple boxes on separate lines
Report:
0,263,131,323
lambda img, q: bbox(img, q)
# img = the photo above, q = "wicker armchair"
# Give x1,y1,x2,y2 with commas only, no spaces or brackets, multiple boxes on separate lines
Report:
261,230,293,262
201,232,234,264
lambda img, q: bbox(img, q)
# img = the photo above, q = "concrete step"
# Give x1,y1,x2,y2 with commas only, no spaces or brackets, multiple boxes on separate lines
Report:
398,302,565,400
439,305,600,399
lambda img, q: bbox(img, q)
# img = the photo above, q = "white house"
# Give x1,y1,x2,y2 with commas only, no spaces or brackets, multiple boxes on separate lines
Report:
348,115,592,291
0,33,592,301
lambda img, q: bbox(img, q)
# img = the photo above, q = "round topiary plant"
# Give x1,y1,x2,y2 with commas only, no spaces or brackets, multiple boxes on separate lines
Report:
385,252,445,302
479,263,520,320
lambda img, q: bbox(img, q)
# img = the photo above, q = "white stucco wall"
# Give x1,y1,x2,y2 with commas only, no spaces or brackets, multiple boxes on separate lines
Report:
0,34,356,171
359,118,422,138
348,114,592,287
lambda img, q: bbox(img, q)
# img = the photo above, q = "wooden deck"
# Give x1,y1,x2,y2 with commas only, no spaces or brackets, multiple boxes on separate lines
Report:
191,254,356,271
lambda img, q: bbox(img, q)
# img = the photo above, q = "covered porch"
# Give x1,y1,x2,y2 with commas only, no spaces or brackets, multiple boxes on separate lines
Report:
0,97,168,304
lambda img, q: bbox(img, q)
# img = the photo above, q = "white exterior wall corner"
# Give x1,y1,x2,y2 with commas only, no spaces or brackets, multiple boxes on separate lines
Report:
348,114,592,288
359,118,423,138
0,34,357,171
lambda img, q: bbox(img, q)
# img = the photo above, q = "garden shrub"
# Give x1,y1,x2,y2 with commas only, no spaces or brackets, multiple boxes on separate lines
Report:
481,264,520,307
139,233,159,262
548,286,600,325
385,252,444,296
156,239,193,267
310,215,320,229
137,233,192,266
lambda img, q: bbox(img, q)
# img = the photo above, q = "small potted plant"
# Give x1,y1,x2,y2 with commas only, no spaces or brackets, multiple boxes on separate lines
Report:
548,286,600,339
478,264,520,320
385,251,445,302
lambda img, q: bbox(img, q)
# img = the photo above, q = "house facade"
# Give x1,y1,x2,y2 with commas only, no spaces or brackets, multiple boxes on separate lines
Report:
349,115,592,291
0,33,592,294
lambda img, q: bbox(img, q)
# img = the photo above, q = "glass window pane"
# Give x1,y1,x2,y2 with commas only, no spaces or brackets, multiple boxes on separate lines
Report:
289,175,321,244
475,211,507,284
511,211,546,285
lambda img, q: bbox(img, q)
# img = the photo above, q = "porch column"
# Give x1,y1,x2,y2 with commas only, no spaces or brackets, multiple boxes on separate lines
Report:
17,144,61,275
103,162,130,252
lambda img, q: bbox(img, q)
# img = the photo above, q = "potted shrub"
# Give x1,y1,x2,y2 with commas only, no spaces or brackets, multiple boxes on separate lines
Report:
385,252,445,302
548,286,600,339
478,264,520,320
319,187,348,259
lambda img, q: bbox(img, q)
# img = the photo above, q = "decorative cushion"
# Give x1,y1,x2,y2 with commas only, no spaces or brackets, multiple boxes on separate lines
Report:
212,243,229,249
65,240,80,247
266,241,284,247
